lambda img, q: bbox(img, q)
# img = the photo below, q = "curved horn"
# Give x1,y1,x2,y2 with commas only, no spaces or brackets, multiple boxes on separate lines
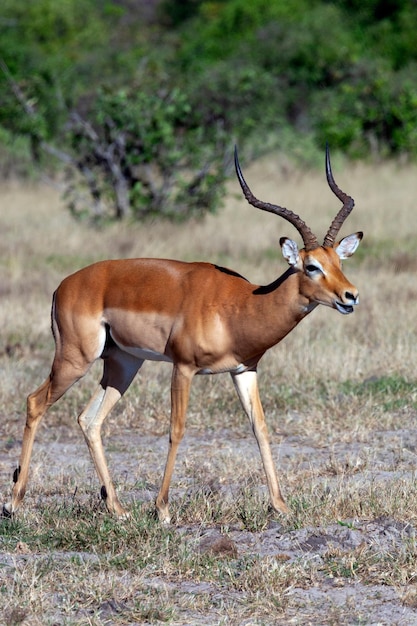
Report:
323,144,355,248
234,146,319,252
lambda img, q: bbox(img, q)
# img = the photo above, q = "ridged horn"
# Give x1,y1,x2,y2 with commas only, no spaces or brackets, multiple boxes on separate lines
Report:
234,146,319,252
323,143,355,248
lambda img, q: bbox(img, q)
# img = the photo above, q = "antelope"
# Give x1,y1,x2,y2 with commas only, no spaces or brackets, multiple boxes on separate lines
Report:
4,146,362,522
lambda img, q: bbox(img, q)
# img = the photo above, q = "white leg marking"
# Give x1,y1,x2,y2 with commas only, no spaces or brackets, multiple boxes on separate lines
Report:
231,369,289,514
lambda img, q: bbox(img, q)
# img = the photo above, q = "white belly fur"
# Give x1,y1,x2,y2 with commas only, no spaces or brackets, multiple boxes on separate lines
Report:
110,332,172,363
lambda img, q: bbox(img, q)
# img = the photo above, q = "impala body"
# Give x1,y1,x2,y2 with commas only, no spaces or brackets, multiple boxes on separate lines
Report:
4,146,362,522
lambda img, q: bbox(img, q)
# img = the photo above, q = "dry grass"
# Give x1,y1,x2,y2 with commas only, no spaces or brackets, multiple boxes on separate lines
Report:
1,154,417,624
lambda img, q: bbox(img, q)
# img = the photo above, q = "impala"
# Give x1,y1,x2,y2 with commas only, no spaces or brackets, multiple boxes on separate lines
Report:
4,146,362,522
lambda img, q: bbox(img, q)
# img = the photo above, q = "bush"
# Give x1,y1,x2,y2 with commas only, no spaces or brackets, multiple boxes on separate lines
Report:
312,59,417,158
64,86,229,222
185,62,286,144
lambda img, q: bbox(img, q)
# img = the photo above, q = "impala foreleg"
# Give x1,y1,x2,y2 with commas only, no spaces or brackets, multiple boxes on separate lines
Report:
78,350,143,518
231,369,289,514
156,365,193,524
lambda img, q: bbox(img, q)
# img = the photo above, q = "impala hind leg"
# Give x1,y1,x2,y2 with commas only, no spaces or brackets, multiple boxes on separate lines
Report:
231,369,289,514
4,359,94,517
77,348,143,518
156,365,193,524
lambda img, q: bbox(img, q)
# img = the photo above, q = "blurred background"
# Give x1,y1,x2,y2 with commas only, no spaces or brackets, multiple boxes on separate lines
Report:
1,0,416,224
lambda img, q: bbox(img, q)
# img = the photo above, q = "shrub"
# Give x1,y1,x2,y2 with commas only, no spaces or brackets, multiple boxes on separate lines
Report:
64,86,229,222
312,58,417,158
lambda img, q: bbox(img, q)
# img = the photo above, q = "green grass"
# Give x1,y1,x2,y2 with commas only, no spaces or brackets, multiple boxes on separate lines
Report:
340,374,417,412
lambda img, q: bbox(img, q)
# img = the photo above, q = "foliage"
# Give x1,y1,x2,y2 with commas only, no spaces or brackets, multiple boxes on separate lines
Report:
185,61,286,150
313,61,417,157
1,0,417,220
0,0,126,139
64,86,229,221
177,0,417,158
158,0,206,26
330,0,417,69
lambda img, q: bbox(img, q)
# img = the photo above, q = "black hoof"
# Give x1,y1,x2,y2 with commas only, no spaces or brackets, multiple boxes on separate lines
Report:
1,504,13,519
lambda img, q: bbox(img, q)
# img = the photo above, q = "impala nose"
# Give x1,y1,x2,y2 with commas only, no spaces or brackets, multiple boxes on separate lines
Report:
345,290,359,304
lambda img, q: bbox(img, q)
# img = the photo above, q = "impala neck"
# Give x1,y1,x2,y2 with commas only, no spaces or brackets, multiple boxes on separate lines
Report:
245,267,318,355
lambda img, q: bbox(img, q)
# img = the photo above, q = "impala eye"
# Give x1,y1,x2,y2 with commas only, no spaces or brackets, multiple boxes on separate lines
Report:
306,264,319,273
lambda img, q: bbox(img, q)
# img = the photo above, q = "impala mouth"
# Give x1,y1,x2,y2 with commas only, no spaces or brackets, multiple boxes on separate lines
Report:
335,302,354,315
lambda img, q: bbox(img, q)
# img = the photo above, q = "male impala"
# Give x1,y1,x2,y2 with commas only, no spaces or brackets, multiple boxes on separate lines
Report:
4,146,362,522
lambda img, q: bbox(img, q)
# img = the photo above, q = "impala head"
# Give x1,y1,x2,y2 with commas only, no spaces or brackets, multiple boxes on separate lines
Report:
234,145,363,314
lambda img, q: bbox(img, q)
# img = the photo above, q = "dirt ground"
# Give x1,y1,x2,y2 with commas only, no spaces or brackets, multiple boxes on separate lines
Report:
2,416,417,625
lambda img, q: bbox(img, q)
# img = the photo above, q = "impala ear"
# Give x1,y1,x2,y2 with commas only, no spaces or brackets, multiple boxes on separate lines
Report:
335,231,363,259
280,237,301,267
